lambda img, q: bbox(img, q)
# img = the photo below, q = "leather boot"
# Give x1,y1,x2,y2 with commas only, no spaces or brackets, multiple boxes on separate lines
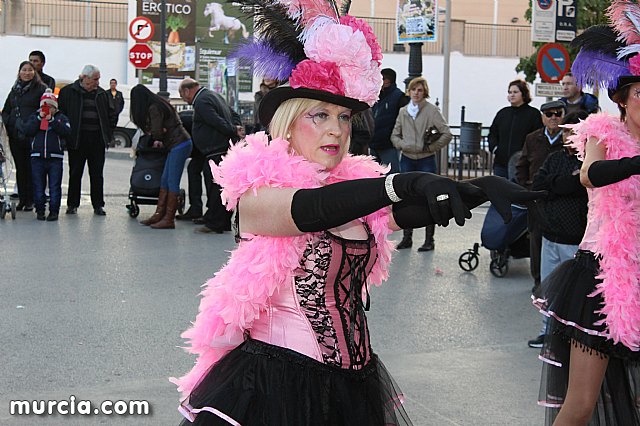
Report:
418,225,435,252
141,188,168,226
176,206,202,221
396,228,413,249
151,192,178,229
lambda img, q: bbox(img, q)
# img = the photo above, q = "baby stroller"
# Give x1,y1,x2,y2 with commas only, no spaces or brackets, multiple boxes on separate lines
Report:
458,203,529,277
125,135,185,218
0,130,17,220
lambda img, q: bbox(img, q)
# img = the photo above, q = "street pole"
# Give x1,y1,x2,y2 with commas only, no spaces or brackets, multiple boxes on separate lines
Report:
403,43,423,89
492,0,498,56
441,0,452,175
442,0,451,122
158,0,169,98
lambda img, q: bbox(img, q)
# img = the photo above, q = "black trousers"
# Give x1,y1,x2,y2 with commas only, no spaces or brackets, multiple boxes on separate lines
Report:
202,153,231,231
528,216,542,286
186,149,205,213
8,135,33,204
67,134,105,209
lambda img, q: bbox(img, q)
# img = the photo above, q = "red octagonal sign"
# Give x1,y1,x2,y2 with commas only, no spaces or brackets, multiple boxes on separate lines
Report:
129,43,153,69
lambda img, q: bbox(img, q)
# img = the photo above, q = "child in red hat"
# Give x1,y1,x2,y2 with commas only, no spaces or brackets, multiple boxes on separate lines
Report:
23,89,71,221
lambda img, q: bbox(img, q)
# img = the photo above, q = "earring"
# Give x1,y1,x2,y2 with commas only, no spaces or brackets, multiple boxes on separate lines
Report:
286,133,291,140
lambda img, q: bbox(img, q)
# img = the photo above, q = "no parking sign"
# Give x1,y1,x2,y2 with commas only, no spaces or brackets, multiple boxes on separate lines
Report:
536,43,570,83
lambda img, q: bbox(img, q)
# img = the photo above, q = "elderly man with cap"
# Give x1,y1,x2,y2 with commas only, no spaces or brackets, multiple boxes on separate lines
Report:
516,99,567,299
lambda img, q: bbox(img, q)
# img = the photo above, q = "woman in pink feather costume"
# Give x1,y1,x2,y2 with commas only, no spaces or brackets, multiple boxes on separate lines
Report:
532,17,640,426
170,2,543,425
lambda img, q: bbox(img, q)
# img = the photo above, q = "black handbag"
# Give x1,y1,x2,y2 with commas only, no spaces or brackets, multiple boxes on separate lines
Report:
424,125,441,146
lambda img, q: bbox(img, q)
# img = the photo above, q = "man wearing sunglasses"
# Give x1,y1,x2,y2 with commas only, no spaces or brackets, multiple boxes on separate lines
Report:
515,100,567,299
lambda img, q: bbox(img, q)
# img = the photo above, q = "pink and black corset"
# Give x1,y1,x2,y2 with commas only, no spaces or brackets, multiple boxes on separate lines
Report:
250,226,378,369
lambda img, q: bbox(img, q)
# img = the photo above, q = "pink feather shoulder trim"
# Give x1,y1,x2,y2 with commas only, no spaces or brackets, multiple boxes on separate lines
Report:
566,113,624,160
172,134,394,399
569,113,640,350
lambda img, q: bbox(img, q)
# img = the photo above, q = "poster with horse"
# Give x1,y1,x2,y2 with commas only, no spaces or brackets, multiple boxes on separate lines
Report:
195,1,254,98
196,2,252,50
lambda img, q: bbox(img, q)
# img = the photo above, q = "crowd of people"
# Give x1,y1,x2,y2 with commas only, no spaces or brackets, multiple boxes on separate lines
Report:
2,3,640,422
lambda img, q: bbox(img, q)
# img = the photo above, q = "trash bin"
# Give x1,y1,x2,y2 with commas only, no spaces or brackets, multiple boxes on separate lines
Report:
459,121,482,154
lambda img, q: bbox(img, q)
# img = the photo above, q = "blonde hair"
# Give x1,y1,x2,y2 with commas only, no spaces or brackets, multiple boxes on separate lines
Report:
268,98,322,139
268,97,352,152
407,77,429,99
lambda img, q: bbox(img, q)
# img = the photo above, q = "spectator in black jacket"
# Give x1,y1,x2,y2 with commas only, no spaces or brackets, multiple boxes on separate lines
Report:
488,79,543,179
58,64,116,216
526,111,589,348
23,89,71,221
29,50,56,90
516,100,566,295
1,60,46,211
370,68,408,173
179,78,241,234
108,79,125,117
349,109,374,155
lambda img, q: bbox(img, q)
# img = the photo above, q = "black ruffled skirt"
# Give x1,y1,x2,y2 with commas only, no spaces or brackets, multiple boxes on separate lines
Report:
534,250,640,425
179,339,413,426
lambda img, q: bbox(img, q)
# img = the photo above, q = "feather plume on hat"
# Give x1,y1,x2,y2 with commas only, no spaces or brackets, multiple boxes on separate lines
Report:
228,0,383,126
571,1,640,94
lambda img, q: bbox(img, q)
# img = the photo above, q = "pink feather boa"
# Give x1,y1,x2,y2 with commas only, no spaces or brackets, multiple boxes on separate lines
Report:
567,113,640,350
171,132,394,400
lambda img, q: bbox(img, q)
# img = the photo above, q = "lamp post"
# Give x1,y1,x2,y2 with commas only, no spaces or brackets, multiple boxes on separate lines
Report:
158,0,169,98
403,43,423,89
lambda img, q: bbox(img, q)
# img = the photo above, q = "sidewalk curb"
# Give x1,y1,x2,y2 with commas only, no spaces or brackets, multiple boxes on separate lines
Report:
105,149,133,160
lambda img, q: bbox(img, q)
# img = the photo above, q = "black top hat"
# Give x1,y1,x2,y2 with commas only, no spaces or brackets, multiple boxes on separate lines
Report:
259,86,369,127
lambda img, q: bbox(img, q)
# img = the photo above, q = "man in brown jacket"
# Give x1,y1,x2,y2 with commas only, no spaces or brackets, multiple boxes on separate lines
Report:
515,100,566,294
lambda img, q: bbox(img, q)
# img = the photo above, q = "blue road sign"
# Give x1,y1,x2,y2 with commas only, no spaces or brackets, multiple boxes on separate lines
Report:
536,43,570,83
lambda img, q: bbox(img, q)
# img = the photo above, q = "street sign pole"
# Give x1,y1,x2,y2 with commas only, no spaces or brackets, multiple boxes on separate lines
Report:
158,0,169,99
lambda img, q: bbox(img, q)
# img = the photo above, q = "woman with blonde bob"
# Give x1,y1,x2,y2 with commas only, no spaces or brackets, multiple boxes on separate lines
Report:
172,5,541,426
391,76,452,251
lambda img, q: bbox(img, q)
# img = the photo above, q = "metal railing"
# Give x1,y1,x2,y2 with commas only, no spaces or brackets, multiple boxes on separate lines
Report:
360,17,535,57
2,0,127,39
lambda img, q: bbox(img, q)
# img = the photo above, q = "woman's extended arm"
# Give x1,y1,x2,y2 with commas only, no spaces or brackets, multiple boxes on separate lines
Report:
581,135,640,188
239,173,471,237
238,174,543,237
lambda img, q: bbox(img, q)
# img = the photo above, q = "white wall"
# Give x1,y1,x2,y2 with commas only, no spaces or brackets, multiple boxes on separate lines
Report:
0,35,617,124
0,35,128,103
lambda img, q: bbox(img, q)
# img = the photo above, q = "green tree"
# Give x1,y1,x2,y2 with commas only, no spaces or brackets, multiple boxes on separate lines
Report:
516,0,611,82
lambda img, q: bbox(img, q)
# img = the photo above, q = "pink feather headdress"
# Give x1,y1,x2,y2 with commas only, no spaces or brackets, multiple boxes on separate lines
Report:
571,1,640,95
230,0,383,125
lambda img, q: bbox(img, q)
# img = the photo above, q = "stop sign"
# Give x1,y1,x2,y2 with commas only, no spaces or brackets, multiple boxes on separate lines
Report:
129,43,153,69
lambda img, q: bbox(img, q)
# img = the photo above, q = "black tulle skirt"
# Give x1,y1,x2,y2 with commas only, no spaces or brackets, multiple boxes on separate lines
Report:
534,250,640,425
179,339,413,426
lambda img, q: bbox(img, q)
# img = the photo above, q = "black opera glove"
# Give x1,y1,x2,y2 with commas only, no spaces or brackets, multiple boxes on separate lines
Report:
587,156,640,187
457,176,547,223
291,172,473,233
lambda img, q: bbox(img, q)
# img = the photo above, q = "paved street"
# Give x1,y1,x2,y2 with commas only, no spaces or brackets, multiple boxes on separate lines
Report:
1,150,545,425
